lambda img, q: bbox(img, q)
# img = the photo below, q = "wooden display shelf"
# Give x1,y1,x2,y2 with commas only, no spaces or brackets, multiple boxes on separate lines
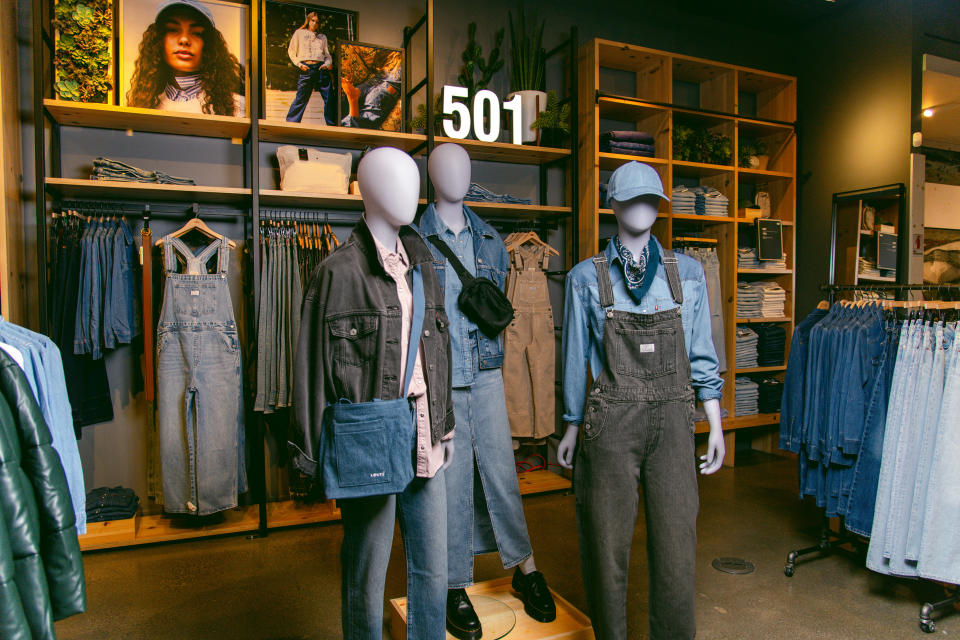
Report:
46,177,251,204
670,212,733,224
738,268,793,275
266,499,341,528
735,365,787,373
79,506,261,551
694,412,781,434
736,316,792,323
517,469,571,495
671,105,736,125
599,152,667,171
858,275,897,282
738,167,793,181
434,136,571,165
464,201,572,219
389,577,593,640
259,189,364,209
44,99,250,139
672,159,736,177
737,117,794,134
735,217,794,226
258,119,426,152
597,95,669,122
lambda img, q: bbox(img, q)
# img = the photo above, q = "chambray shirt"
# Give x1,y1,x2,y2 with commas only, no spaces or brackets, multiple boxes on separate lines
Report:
562,236,723,425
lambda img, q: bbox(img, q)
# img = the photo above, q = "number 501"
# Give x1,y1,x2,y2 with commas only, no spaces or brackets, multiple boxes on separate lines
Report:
441,85,523,145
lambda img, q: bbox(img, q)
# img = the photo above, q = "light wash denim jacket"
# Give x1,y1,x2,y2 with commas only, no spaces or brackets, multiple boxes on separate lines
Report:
562,235,723,425
417,204,508,381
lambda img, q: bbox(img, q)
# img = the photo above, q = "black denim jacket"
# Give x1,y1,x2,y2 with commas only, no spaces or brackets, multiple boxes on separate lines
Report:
290,219,454,478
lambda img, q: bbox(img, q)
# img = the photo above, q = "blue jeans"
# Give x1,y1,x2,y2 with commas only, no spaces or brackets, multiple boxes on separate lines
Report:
285,63,335,125
340,470,447,640
446,368,533,587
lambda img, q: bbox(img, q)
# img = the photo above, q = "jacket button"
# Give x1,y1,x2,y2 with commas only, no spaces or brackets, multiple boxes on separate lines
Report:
424,330,431,337
349,328,357,336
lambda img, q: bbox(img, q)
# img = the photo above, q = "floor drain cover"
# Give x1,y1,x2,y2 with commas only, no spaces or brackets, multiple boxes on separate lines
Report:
712,557,755,574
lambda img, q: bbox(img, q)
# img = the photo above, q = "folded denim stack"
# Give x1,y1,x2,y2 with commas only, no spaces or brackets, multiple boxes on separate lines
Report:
600,131,655,157
737,281,786,318
466,182,531,205
738,247,787,271
696,187,729,216
735,326,759,369
85,486,139,523
672,185,697,215
91,157,195,185
734,377,759,416
758,378,784,414
858,256,881,279
755,323,787,366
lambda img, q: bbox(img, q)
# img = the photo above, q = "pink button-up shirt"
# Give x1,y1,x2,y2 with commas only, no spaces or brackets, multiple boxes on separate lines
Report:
374,235,449,478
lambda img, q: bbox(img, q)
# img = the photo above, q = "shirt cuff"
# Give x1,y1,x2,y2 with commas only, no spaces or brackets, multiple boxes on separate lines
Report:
561,413,583,425
696,389,723,403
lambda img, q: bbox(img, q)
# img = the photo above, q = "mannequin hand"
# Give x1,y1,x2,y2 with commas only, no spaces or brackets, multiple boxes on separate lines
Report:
441,440,455,472
698,399,725,475
557,425,579,470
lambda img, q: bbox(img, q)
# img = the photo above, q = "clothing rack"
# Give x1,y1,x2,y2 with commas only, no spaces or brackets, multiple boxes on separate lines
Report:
786,283,960,633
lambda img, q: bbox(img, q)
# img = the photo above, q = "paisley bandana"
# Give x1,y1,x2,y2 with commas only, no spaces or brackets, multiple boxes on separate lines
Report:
614,235,660,304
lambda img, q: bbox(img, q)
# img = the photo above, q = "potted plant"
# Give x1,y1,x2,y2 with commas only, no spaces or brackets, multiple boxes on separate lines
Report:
457,22,505,106
739,139,769,169
531,90,570,147
506,8,546,144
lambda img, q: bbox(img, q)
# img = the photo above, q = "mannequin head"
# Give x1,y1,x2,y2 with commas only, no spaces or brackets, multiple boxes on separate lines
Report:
357,147,420,250
611,195,661,236
428,143,471,203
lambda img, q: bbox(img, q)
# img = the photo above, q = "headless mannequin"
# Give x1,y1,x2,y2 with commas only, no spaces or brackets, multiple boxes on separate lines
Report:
427,142,537,576
557,194,725,474
358,147,454,469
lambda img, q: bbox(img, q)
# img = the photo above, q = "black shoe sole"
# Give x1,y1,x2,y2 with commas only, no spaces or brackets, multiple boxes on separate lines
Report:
519,601,557,624
446,617,483,640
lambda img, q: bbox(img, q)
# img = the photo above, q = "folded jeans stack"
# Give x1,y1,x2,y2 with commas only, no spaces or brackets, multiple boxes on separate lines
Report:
737,281,786,318
672,185,697,215
755,323,787,366
466,182,531,205
91,157,195,185
600,131,655,157
738,247,787,271
735,326,759,369
735,377,759,416
696,186,729,216
758,378,784,414
86,486,139,523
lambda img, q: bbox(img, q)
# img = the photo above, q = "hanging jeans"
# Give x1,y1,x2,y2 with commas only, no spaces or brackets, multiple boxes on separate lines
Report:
677,247,725,372
285,63,336,125
503,245,555,439
574,253,698,640
156,236,244,515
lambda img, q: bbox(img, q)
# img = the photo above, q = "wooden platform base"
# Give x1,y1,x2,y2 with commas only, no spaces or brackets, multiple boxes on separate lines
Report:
389,577,593,640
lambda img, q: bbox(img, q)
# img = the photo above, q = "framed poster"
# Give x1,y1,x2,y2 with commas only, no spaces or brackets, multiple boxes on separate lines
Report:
54,0,114,104
263,1,358,125
119,0,248,117
337,41,403,132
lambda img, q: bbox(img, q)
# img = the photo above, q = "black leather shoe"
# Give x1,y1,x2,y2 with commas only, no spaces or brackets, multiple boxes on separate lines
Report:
446,588,482,640
511,567,557,623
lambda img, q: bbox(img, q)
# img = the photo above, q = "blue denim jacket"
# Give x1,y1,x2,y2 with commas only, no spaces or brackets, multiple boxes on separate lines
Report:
417,204,507,384
562,235,723,425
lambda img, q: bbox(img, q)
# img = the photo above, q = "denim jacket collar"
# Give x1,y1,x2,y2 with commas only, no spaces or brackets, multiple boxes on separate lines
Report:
418,203,497,241
354,216,435,277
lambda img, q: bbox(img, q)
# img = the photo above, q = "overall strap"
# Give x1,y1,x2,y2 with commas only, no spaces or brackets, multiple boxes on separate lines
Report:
592,254,615,309
402,265,425,398
162,236,178,272
662,249,684,305
426,235,475,285
511,247,524,271
217,236,230,274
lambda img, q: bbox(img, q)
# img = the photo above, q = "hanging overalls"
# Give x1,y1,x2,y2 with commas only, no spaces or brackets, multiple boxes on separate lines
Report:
574,250,699,640
156,236,244,516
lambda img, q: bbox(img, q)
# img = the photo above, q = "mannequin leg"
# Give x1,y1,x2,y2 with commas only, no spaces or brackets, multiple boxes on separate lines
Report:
641,401,699,640
397,472,448,640
445,388,476,588
340,494,396,640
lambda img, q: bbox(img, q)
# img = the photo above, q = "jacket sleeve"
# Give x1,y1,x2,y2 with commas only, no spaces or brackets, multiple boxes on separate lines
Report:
291,270,328,479
0,505,31,640
0,356,85,621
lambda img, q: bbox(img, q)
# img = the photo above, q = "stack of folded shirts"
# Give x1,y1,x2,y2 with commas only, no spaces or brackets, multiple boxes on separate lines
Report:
600,131,655,157
858,256,880,278
737,281,786,318
91,157,195,185
735,326,759,369
696,187,729,216
672,185,697,215
738,247,787,270
758,378,784,414
86,486,139,523
735,377,759,416
466,182,531,205
755,323,787,366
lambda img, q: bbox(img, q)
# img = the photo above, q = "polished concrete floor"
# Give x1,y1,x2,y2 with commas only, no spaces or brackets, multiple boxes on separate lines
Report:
57,454,957,639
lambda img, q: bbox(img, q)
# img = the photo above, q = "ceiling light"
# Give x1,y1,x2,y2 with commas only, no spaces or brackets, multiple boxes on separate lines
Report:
923,108,935,117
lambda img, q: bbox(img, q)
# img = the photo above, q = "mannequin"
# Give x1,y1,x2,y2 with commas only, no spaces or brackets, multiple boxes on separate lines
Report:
291,146,454,640
559,161,725,640
419,143,556,640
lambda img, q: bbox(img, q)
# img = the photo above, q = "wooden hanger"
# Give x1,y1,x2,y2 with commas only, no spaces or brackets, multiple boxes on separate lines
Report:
506,230,559,257
156,205,236,248
816,300,830,310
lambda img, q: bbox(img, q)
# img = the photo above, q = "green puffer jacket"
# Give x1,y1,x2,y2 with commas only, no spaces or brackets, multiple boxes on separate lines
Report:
0,350,86,637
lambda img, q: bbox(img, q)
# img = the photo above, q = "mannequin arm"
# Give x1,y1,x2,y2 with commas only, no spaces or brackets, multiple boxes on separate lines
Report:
699,398,725,475
557,424,579,470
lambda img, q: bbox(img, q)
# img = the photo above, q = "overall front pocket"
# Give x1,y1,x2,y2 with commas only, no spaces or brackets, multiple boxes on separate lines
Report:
614,326,678,379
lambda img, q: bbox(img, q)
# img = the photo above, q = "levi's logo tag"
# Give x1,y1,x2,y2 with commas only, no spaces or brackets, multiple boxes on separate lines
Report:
370,472,385,478
298,148,309,161
191,290,200,296
639,343,655,353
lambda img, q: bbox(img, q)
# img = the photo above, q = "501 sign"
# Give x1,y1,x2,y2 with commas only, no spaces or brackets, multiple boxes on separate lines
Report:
441,85,523,145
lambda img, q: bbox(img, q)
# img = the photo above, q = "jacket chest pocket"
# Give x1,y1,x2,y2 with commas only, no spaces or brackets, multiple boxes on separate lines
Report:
614,326,678,379
329,314,379,367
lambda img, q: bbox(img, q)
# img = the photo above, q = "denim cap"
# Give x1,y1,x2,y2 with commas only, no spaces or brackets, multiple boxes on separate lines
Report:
607,161,669,206
155,0,216,28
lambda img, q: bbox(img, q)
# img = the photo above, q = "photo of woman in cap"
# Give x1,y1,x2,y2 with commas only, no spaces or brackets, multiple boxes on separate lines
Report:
124,0,246,116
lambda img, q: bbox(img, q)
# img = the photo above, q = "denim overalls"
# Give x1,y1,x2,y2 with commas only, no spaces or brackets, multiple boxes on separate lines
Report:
574,250,699,640
157,235,244,516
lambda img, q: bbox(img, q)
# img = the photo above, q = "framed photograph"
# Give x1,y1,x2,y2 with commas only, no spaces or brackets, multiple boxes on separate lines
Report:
119,0,248,117
263,1,358,125
337,41,403,132
54,0,114,104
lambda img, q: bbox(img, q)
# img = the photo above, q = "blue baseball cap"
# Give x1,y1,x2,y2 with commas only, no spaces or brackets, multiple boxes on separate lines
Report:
155,0,216,28
606,161,669,206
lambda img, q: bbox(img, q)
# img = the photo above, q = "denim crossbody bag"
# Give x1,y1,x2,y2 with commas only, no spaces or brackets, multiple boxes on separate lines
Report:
320,265,425,499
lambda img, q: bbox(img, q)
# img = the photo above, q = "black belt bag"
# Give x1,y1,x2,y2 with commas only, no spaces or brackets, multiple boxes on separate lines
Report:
427,234,514,338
